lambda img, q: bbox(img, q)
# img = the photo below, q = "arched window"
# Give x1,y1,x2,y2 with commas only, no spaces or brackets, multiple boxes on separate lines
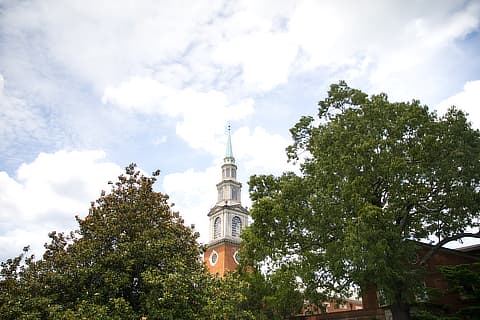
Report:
231,187,238,201
232,216,241,237
214,217,221,239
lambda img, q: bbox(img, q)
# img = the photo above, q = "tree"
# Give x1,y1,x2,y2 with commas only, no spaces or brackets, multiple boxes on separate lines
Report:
0,164,253,320
235,266,304,320
243,82,480,320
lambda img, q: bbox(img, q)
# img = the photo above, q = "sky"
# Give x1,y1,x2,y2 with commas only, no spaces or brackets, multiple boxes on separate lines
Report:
1,0,480,262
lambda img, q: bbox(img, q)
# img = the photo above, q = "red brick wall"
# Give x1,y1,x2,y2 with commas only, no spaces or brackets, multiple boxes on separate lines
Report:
204,242,239,277
420,245,479,313
296,308,385,320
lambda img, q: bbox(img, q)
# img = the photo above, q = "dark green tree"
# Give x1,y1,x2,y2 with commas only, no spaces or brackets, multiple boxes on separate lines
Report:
243,82,480,320
0,164,253,320
439,262,480,319
413,262,480,320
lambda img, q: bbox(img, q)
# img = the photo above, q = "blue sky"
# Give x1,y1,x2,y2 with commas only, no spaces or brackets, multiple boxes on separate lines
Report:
1,0,480,261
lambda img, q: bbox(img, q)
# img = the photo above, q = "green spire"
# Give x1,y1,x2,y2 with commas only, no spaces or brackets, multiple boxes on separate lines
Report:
226,124,234,159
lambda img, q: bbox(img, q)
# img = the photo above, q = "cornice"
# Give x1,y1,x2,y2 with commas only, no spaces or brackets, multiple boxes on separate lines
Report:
207,203,249,217
207,237,241,249
216,180,242,187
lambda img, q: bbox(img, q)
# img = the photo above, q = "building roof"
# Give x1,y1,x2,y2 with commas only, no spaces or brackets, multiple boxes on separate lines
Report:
457,243,480,256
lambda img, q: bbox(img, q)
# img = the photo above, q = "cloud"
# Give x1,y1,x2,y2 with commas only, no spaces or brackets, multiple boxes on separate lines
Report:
0,150,123,261
102,77,255,155
284,0,480,103
3,0,480,124
5,0,477,101
436,80,480,128
214,31,298,91
0,74,48,157
162,166,219,244
233,126,294,175
1,0,225,92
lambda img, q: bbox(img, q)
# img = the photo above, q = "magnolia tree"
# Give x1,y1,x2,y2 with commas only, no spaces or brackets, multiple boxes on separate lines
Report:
0,164,253,320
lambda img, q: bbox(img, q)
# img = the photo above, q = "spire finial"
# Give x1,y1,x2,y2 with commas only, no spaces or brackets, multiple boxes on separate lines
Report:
226,123,234,159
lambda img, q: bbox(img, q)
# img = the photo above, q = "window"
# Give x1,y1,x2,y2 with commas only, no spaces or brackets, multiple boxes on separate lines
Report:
231,187,238,201
233,251,240,264
214,217,221,239
232,216,241,237
209,250,218,266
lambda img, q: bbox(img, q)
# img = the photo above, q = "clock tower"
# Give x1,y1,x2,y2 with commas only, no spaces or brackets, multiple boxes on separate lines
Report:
204,127,249,276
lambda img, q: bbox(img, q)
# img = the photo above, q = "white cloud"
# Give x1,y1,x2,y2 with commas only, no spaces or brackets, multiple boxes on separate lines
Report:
285,0,480,103
0,150,123,261
0,74,48,155
422,2,480,47
4,0,479,109
233,126,294,175
153,135,168,145
2,0,224,92
214,31,298,91
436,80,480,128
162,166,219,244
102,77,255,155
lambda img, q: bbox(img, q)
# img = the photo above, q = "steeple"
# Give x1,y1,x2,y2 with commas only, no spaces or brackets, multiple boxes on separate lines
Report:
225,125,234,160
204,125,249,276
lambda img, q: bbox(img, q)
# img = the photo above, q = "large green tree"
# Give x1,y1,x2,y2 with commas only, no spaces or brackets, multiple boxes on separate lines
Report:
242,82,480,320
0,164,253,320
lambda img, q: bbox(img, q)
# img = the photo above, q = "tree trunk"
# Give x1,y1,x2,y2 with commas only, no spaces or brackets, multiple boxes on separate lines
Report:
361,282,378,309
391,301,410,320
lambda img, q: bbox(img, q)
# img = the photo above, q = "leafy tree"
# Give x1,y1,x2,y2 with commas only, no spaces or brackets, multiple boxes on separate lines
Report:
243,82,480,320
0,164,252,320
236,266,304,320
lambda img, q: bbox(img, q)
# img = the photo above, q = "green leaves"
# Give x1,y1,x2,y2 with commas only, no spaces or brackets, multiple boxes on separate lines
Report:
245,82,480,317
0,164,252,319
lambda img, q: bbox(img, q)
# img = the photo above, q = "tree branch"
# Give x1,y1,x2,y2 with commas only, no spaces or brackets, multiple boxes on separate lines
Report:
398,204,414,232
419,231,480,265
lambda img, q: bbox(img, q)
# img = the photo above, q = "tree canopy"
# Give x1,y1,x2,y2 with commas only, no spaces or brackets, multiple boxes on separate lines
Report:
0,164,253,320
242,82,480,320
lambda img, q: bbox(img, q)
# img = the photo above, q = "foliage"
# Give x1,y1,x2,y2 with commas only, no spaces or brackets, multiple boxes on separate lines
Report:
235,266,304,320
0,164,252,320
243,82,480,319
203,272,255,320
440,262,480,319
412,262,480,320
